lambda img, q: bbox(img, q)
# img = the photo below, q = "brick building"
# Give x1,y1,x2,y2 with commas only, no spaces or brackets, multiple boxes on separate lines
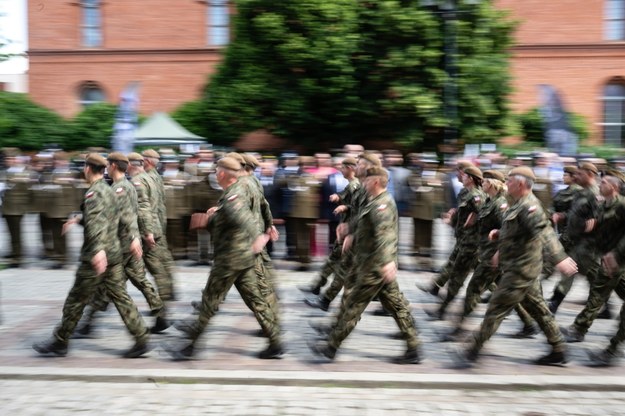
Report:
27,0,230,118
27,1,625,145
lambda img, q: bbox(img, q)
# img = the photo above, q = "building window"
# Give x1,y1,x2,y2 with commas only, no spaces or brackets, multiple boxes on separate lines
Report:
81,0,102,47
605,0,625,40
78,81,106,108
207,0,230,46
602,82,625,146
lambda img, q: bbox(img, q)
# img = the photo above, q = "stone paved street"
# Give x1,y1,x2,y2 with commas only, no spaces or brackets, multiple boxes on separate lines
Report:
1,215,625,414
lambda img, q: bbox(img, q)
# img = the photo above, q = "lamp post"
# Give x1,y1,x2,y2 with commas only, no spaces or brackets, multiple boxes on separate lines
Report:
420,0,480,150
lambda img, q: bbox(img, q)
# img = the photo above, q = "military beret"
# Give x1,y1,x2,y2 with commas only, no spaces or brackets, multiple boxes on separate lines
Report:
225,152,246,168
508,166,536,181
342,156,357,166
107,152,129,163
483,169,505,182
456,160,475,170
85,153,107,167
463,166,483,180
579,162,599,175
359,151,382,167
563,165,578,175
127,152,144,162
604,168,625,183
217,156,243,171
142,149,160,159
241,153,260,168
365,166,389,180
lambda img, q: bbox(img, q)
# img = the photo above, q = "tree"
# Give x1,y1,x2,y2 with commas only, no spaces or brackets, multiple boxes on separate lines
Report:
202,0,515,150
66,103,118,150
171,100,209,139
0,91,69,150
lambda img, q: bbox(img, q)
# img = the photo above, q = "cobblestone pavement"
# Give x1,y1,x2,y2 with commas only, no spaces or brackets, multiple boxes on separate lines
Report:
1,215,625,414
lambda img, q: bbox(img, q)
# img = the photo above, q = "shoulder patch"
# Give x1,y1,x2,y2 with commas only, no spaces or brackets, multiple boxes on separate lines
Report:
85,191,95,199
500,203,508,210
528,205,537,213
115,187,124,194
227,194,238,201
377,204,387,211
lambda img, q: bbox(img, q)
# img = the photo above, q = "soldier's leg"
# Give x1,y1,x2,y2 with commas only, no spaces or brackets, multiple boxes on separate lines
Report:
315,242,342,289
124,253,164,314
413,218,433,256
102,263,150,344
53,262,105,344
457,261,499,329
321,250,354,304
254,257,280,326
50,218,66,266
431,243,460,289
5,215,22,266
438,248,478,314
143,238,175,301
40,213,54,259
572,269,622,336
378,281,420,350
606,288,625,355
520,280,566,354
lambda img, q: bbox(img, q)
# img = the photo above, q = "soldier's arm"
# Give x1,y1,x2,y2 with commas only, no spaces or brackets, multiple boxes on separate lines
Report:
83,189,108,259
221,193,261,241
133,179,155,236
370,205,398,271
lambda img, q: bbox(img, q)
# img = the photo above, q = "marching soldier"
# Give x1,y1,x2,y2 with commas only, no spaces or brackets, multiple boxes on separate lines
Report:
32,153,151,358
162,156,191,259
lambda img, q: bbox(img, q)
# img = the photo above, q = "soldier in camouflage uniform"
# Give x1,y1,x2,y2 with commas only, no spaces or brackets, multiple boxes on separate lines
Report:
299,157,359,297
142,149,176,300
75,153,168,336
304,152,380,313
308,166,421,364
452,167,577,368
561,171,625,343
32,153,150,358
127,152,175,304
424,165,485,320
167,157,283,360
548,162,601,314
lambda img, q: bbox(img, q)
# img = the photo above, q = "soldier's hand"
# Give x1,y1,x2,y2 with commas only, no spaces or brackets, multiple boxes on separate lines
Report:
144,233,156,249
555,257,578,277
552,212,565,224
62,216,79,235
252,233,270,254
336,223,349,242
267,225,280,242
585,218,597,233
190,213,209,230
91,250,108,276
333,205,347,215
206,206,219,219
488,229,500,241
130,237,143,260
491,251,499,268
464,212,477,228
602,252,619,277
381,262,397,284
329,194,339,203
342,234,353,254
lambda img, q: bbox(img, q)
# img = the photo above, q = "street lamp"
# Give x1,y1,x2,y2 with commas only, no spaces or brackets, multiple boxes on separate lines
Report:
420,0,481,151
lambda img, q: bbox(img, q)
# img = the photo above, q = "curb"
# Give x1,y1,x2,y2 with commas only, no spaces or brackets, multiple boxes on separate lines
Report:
2,367,625,391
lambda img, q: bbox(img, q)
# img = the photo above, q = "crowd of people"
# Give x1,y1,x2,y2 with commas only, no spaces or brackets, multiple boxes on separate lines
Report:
3,144,625,367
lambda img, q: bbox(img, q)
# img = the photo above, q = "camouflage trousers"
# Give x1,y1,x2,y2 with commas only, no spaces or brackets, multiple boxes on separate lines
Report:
328,271,419,351
438,243,478,312
238,255,281,328
469,272,566,355
189,261,281,346
53,261,149,344
607,290,625,354
90,252,164,317
322,248,356,304
458,257,501,323
313,240,343,290
572,268,625,335
555,240,599,296
143,235,176,301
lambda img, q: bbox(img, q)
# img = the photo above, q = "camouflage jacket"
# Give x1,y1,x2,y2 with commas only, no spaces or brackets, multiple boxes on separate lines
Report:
595,194,625,258
79,178,122,265
498,192,567,277
337,178,360,223
477,191,507,260
112,177,141,254
347,185,369,234
551,184,582,236
353,190,398,275
562,183,599,245
209,181,261,271
132,172,161,238
450,186,485,242
238,175,273,234
148,168,167,234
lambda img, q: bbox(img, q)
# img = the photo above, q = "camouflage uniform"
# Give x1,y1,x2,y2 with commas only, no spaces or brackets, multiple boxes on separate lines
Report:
327,191,420,353
568,193,625,337
134,171,175,301
467,192,568,357
1,167,35,267
182,181,281,349
51,179,149,346
434,186,485,315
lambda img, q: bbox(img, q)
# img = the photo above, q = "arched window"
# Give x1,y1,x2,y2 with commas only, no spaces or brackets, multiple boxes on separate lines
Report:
602,81,625,146
81,0,102,47
78,81,106,108
207,0,230,46
605,0,625,40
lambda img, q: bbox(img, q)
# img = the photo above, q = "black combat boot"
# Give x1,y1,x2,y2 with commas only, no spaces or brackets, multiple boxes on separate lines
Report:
258,343,285,359
150,316,171,334
123,340,152,358
393,347,422,364
548,290,565,314
304,296,330,312
535,350,568,366
32,337,68,357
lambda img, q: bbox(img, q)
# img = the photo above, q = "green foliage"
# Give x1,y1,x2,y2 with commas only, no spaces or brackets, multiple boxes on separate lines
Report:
516,107,590,145
171,100,209,139
0,91,69,150
201,0,516,150
66,103,118,150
